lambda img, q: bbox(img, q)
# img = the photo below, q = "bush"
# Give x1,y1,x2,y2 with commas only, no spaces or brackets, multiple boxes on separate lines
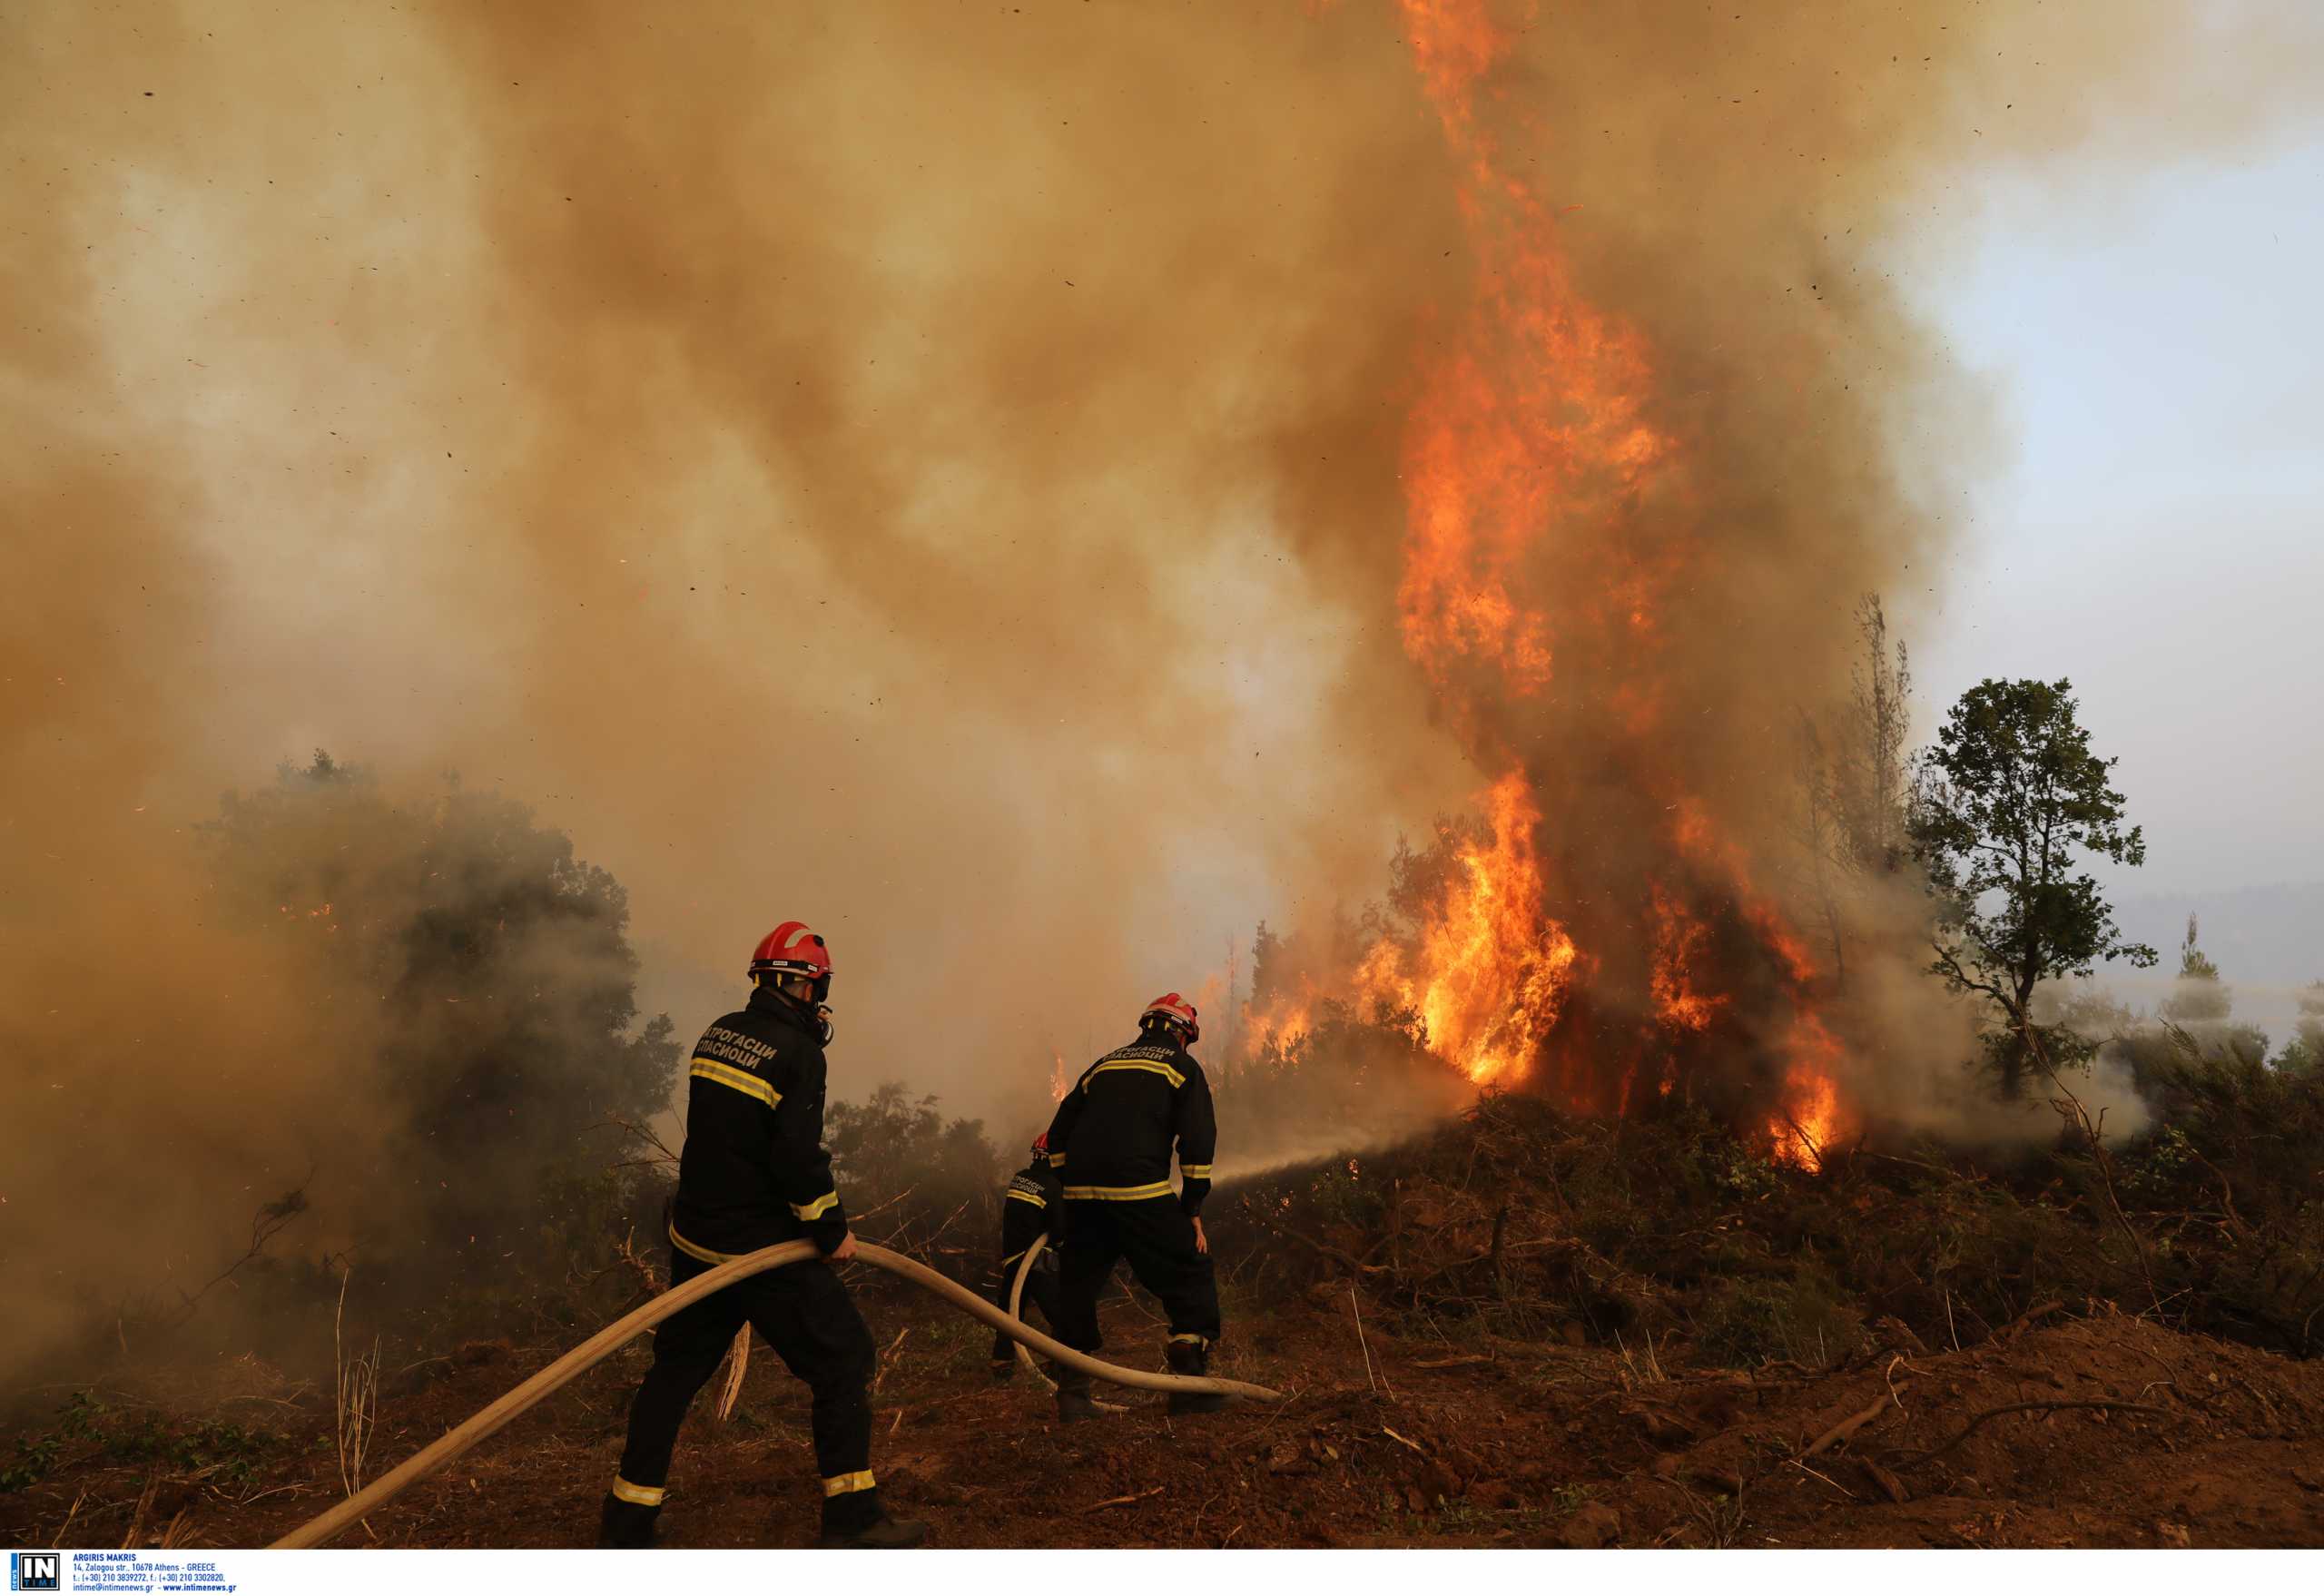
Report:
1693,1265,1866,1371
2111,1036,2324,1350
186,752,683,1348
1212,1058,2324,1366
827,1083,1001,1285
0,1394,281,1495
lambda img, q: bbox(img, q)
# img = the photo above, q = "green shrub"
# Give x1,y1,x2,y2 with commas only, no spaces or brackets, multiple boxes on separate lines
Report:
0,1433,61,1493
828,1083,1000,1286
1693,1263,1866,1370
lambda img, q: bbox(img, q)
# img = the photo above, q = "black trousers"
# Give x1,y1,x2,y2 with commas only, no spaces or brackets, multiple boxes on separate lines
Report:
1053,1197,1222,1354
615,1245,876,1502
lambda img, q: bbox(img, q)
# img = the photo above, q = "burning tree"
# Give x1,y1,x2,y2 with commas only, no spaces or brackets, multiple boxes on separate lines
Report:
1238,0,1890,1167
1792,595,1919,988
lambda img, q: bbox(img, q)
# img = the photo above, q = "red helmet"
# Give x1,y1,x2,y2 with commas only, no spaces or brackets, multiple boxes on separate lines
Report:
750,921,832,1003
1031,1131,1049,1158
1139,992,1200,1045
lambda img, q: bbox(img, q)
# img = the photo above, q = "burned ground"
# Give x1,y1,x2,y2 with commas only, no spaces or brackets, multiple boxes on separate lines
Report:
0,1280,2318,1551
4,1091,2320,1551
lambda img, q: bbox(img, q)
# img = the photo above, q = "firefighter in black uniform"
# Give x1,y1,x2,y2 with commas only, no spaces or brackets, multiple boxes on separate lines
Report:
597,921,925,1551
989,1133,1064,1379
1043,992,1224,1420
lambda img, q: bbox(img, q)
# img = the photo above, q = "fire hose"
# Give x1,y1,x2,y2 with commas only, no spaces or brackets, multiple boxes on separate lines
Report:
1009,1236,1057,1385
272,1237,1281,1549
1003,1232,1215,1394
1007,1231,1124,1403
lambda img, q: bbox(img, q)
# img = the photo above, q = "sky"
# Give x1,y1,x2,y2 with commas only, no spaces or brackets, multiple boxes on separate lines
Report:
1907,136,2324,900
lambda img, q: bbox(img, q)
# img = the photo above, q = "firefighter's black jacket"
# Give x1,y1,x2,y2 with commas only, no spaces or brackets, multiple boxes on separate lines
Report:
668,981,849,1260
1042,1027,1216,1217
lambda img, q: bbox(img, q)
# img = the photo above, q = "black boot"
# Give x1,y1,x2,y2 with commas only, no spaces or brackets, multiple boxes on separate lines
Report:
1166,1339,1226,1415
597,1493,660,1549
815,1487,928,1549
1052,1366,1097,1424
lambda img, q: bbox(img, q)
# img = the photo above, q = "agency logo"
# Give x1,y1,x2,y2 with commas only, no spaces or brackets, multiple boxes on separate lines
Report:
9,1552,61,1593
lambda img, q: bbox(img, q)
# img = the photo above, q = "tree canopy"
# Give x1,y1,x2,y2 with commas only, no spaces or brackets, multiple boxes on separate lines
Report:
1907,679,2157,1095
2160,914,2233,1025
200,751,680,1286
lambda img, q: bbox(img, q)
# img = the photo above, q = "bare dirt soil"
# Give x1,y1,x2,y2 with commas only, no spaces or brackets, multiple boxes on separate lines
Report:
5,1283,2319,1551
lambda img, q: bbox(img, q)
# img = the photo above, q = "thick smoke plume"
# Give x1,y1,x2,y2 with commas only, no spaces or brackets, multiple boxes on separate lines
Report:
3,2,2319,1374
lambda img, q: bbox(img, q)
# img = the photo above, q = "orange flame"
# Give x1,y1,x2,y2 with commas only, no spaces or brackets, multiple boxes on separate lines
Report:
1350,769,1576,1085
1669,797,1856,1161
1649,886,1725,1036
1768,1013,1846,1171
1394,1,1674,719
1251,996,1315,1053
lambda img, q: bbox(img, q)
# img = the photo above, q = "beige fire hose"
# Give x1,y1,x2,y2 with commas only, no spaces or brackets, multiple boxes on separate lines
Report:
273,1237,1280,1549
1009,1235,1055,1385
1008,1234,1126,1406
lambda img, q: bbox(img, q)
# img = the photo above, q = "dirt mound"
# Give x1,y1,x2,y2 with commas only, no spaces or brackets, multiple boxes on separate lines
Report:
1603,1310,2324,1547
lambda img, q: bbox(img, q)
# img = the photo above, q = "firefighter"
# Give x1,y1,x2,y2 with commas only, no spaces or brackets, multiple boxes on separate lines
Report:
1042,992,1224,1421
989,1133,1064,1380
598,922,926,1551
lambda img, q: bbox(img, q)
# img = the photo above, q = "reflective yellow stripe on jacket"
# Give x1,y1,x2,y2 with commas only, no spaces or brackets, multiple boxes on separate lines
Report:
668,1223,736,1265
1087,1059,1186,1090
790,1190,840,1222
690,1056,779,1107
1062,1180,1174,1202
671,1212,839,1266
